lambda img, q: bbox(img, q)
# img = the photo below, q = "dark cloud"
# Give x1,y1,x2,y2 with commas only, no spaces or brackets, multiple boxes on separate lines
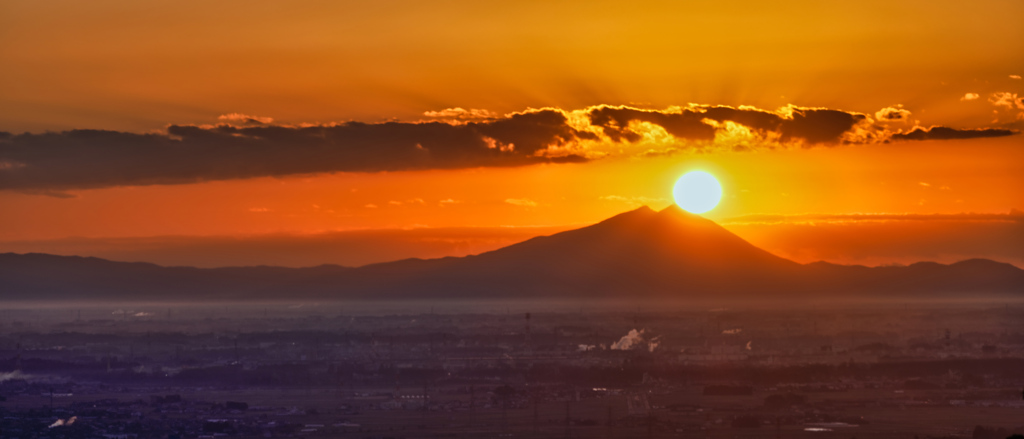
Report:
702,105,868,144
889,126,1016,141
775,107,867,144
587,105,866,145
587,106,715,142
0,104,1015,191
698,106,783,130
14,189,78,199
0,110,590,190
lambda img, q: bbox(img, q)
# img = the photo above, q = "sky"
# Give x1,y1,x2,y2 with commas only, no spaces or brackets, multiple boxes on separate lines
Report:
1,0,1022,268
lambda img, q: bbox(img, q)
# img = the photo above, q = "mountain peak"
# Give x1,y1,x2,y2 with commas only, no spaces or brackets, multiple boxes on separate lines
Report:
589,204,658,228
657,203,694,215
595,204,718,231
655,203,718,224
617,204,657,217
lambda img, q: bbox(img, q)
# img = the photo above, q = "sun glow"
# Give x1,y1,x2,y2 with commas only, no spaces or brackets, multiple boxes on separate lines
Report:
673,171,722,214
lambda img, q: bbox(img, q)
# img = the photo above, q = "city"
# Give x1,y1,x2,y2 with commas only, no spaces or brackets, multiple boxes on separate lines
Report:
2,301,1022,438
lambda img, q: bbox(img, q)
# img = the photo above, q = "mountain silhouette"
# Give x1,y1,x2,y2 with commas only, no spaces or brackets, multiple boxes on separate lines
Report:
352,205,804,298
1,206,1021,301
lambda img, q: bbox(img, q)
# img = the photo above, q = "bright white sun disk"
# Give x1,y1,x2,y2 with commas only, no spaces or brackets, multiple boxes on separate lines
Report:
673,171,722,214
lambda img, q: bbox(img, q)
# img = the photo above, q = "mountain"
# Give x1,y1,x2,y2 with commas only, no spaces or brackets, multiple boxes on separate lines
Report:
1,206,1021,301
349,205,805,298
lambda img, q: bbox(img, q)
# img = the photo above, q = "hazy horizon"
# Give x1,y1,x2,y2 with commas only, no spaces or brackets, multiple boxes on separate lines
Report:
3,205,1021,269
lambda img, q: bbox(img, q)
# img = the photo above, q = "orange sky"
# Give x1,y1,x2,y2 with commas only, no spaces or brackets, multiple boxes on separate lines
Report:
1,0,1022,267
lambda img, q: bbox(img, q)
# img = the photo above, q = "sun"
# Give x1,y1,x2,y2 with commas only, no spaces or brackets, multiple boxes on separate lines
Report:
673,171,722,214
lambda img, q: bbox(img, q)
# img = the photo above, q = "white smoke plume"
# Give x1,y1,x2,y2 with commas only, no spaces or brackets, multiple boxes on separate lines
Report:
48,416,76,428
1,370,64,384
0,370,35,382
611,329,645,350
610,329,661,352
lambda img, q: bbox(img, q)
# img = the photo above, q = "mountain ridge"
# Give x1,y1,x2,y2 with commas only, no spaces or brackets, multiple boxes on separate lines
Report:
1,206,1021,301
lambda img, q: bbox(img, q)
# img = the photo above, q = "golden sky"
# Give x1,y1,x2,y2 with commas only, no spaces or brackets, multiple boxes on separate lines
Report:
1,0,1022,267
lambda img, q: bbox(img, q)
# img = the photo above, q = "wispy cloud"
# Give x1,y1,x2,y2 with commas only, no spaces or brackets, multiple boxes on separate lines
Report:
723,211,1024,268
874,105,911,122
218,113,274,125
721,211,1024,225
505,198,538,207
989,92,1024,110
422,107,498,122
600,195,668,205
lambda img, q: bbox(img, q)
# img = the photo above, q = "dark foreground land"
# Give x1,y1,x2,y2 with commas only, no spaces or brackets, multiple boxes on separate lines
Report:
1,300,1023,439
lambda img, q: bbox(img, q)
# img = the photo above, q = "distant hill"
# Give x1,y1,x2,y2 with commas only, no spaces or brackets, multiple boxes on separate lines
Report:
1,206,1021,301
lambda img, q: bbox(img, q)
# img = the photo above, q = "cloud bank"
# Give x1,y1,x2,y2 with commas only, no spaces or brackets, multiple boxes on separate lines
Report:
1,104,1015,190
890,126,1015,141
0,226,576,268
722,211,1024,268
